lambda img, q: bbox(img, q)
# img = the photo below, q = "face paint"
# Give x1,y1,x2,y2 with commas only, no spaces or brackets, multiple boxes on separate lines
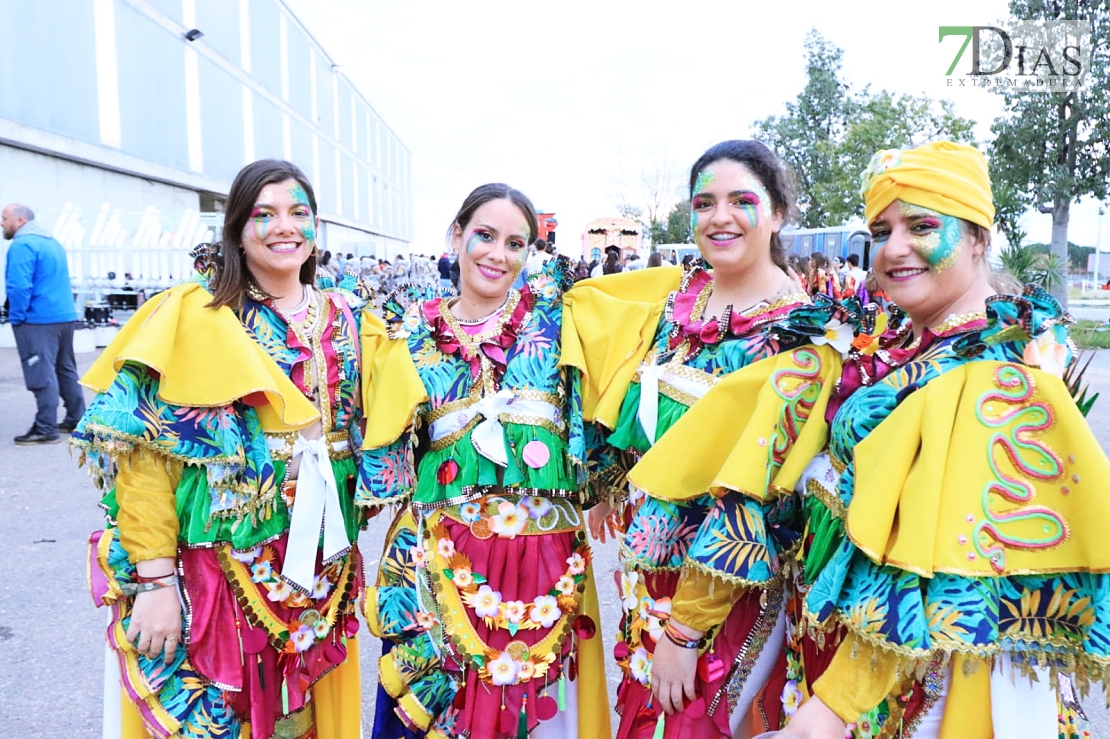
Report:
465,230,485,255
249,207,269,242
287,182,316,241
899,202,965,272
690,169,715,235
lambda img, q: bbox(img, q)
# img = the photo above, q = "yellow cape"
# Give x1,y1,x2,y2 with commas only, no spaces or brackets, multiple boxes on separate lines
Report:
81,282,318,433
851,360,1110,577
560,266,683,426
359,311,428,449
627,344,841,502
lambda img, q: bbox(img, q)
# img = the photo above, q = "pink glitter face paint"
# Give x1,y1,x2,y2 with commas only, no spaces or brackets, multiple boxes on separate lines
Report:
889,202,966,273
690,164,771,236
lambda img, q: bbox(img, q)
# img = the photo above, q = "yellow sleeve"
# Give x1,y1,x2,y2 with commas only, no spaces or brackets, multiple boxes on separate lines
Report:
360,311,428,449
629,345,839,503
115,449,183,563
81,282,317,433
560,267,682,426
850,361,1110,576
811,632,904,723
669,567,743,634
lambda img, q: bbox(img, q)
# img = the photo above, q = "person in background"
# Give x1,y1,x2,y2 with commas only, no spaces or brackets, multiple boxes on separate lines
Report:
592,246,623,277
576,257,591,280
840,253,869,302
438,251,453,291
526,238,551,277
647,252,664,268
809,252,841,299
624,253,645,272
2,203,85,444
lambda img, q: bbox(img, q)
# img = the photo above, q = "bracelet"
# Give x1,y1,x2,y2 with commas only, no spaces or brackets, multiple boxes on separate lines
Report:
120,575,177,596
664,621,706,650
135,572,176,583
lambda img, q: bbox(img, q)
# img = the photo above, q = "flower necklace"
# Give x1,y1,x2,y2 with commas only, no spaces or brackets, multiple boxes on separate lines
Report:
423,520,592,686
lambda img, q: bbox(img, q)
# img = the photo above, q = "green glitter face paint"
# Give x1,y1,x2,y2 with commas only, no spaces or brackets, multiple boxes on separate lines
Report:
898,202,965,273
690,163,772,238
690,169,715,235
288,182,316,241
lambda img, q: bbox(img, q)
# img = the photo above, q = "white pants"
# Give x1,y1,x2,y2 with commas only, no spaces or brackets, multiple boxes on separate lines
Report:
911,654,1056,739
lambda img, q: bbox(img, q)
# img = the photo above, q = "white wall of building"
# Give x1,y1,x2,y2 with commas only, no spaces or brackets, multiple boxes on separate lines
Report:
0,0,413,287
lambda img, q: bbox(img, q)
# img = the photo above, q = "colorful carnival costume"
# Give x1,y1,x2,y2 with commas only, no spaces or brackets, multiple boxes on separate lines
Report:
79,267,372,739
358,262,611,739
564,263,840,739
782,287,1110,739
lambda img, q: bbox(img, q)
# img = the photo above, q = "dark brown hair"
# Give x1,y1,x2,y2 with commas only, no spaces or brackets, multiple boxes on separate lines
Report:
446,183,539,248
688,140,796,274
208,159,319,310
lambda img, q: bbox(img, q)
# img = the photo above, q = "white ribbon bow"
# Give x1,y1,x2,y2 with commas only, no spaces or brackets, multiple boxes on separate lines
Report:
428,389,563,468
636,364,714,446
637,364,665,446
468,389,518,467
282,435,350,593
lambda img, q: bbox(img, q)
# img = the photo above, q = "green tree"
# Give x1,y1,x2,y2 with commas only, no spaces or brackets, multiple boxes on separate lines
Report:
756,32,976,228
648,200,693,246
988,0,1110,306
755,31,852,228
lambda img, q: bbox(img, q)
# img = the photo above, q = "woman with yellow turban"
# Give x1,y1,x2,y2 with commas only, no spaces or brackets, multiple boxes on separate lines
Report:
770,141,1110,739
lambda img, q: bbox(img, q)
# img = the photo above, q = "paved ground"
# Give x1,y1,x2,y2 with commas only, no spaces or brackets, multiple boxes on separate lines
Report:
1,345,1108,737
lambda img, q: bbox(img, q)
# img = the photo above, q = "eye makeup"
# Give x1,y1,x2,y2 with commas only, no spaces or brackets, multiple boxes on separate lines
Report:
899,202,965,272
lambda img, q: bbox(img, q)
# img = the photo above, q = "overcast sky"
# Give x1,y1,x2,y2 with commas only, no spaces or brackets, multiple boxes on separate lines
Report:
282,0,1107,256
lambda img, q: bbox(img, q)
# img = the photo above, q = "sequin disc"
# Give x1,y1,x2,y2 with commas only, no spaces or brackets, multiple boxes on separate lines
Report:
522,440,550,468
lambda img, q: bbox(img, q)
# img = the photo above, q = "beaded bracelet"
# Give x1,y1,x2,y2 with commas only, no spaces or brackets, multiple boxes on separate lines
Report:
663,621,706,650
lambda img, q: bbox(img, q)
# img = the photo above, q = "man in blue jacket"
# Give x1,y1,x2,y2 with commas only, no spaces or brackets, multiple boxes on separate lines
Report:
2,203,85,444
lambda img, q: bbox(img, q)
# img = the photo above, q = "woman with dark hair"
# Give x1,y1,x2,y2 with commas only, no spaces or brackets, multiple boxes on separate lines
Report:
357,183,612,739
808,252,841,300
317,249,339,288
565,140,840,738
647,252,664,268
77,159,372,739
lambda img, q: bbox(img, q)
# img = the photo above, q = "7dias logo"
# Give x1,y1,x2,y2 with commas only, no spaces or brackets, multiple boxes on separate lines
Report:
939,21,1092,90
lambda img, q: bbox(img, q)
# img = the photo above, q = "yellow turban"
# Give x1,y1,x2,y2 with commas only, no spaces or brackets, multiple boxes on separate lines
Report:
860,141,994,230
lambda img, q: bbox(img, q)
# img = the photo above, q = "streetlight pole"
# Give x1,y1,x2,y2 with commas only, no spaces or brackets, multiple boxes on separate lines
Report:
1096,208,1104,290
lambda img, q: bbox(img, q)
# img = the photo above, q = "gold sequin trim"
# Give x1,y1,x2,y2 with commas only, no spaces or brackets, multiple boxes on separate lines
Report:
265,430,353,461
806,477,845,519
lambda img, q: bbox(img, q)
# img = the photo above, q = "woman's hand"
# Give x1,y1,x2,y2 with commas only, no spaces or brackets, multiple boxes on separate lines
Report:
587,502,623,544
650,621,702,715
783,695,847,739
125,558,183,665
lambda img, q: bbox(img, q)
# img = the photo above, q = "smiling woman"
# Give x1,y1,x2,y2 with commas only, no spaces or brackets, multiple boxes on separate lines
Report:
75,159,375,739
778,142,1110,739
357,183,613,739
567,141,843,739
208,160,321,310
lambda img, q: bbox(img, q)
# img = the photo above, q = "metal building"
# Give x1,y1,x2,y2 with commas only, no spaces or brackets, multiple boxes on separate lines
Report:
0,0,412,299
